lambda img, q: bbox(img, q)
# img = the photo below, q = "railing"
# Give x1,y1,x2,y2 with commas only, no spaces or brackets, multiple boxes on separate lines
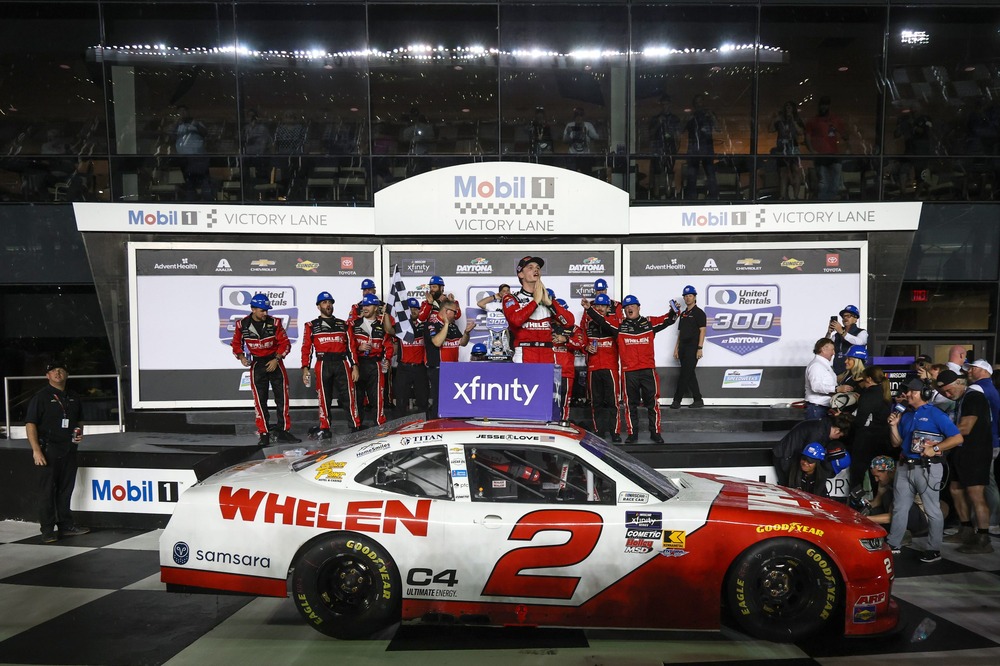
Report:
4,374,124,439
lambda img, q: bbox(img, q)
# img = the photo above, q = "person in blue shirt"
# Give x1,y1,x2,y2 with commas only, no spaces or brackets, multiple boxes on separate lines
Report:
887,377,963,563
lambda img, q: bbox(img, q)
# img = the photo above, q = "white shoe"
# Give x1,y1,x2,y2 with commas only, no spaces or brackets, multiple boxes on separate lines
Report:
943,526,960,536
990,525,1000,535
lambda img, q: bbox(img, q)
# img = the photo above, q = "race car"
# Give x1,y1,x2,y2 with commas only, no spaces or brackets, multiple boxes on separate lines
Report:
160,418,897,642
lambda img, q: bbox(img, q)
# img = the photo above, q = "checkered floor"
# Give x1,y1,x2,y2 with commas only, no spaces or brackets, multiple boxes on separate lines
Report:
1,521,999,665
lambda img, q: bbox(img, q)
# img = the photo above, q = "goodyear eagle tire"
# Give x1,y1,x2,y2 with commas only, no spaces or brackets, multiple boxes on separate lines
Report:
291,532,401,639
724,537,843,642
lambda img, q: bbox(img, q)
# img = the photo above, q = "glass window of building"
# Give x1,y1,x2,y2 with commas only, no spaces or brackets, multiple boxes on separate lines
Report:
631,3,757,201
0,2,104,203
758,5,885,202
368,3,499,181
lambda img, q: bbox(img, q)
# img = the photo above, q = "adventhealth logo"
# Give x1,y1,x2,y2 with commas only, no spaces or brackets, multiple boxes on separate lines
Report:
454,176,555,199
92,479,181,503
452,375,539,406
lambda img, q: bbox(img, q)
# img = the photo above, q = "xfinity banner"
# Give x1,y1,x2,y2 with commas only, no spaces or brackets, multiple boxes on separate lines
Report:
386,244,619,360
438,362,560,421
129,242,380,408
624,241,866,404
629,201,921,235
375,162,629,236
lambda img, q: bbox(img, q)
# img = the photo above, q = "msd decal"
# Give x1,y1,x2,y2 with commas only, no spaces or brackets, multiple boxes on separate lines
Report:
218,486,431,537
705,284,781,356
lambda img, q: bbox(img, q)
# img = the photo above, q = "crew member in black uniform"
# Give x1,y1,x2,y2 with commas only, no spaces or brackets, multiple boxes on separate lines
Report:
25,360,90,543
671,284,707,409
301,291,361,436
425,297,474,418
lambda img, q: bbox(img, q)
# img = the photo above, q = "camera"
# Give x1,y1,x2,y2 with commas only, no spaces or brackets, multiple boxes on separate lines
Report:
848,487,871,514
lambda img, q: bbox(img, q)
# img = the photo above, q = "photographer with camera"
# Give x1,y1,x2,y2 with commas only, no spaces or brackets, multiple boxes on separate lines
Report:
858,456,940,548
887,377,963,562
827,304,868,374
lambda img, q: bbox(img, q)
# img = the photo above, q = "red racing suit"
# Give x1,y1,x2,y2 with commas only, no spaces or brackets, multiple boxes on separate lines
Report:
554,325,585,420
502,288,575,364
231,314,292,435
300,315,360,430
351,315,394,426
582,310,622,436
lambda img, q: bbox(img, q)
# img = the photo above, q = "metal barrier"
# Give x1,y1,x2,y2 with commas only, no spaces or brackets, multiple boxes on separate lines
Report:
4,374,124,438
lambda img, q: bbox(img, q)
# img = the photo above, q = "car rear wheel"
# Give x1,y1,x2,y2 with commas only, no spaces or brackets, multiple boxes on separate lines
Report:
291,532,401,639
724,537,843,642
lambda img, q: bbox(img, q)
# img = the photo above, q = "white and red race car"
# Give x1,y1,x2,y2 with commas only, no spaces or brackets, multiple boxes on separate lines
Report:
160,418,897,642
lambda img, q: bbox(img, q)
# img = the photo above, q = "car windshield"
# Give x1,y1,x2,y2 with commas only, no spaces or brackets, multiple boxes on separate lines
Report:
580,432,679,501
290,441,357,472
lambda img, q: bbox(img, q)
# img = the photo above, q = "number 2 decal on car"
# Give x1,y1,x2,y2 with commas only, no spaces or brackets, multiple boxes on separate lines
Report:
482,509,603,599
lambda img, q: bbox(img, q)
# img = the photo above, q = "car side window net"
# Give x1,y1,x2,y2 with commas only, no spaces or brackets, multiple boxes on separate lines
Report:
466,445,616,505
356,446,452,499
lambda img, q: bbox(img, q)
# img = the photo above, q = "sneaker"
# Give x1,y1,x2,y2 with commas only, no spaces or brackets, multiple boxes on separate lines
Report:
944,525,974,544
256,433,270,447
957,533,995,555
669,402,682,410
60,526,90,537
650,433,664,444
611,433,622,443
316,429,332,440
889,546,902,556
689,399,705,408
919,550,941,563
989,525,1000,536
275,430,302,444
625,433,638,444
42,532,57,544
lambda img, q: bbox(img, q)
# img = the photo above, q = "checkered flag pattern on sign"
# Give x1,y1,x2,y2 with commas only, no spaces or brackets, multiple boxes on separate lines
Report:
389,264,415,343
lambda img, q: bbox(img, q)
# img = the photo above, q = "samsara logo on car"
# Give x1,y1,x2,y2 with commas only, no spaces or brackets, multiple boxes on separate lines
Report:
456,257,493,274
780,257,805,271
296,259,320,273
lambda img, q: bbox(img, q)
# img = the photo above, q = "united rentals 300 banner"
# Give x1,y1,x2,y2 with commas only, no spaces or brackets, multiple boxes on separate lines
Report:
624,241,866,404
128,242,380,408
386,244,620,361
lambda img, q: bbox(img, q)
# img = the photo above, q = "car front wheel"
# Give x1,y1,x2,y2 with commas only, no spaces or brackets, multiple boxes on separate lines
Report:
724,537,843,642
291,532,401,639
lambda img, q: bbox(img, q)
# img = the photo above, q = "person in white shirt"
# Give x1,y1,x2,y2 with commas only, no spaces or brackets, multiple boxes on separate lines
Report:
805,337,838,420
946,344,968,373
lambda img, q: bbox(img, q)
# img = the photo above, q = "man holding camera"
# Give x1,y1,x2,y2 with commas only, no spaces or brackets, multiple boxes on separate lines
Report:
828,304,868,374
887,377,963,562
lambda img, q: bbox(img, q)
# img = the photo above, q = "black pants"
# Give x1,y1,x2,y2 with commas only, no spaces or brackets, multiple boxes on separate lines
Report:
426,366,441,419
589,368,621,435
673,345,702,403
251,359,290,434
39,445,78,533
395,363,429,416
357,359,387,426
316,356,360,429
624,368,661,435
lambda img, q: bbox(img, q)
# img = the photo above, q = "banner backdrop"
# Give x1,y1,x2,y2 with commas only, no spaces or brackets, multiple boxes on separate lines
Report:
624,241,867,404
385,244,621,360
129,242,380,408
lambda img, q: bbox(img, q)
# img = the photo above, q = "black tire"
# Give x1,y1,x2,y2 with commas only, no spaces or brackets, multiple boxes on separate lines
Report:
724,537,843,642
291,532,402,639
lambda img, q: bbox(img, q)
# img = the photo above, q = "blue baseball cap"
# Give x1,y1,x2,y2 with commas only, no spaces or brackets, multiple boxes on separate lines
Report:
249,293,271,311
546,288,556,299
840,304,860,318
429,275,445,286
315,291,334,305
622,294,640,307
471,343,487,355
802,442,826,461
846,345,868,362
360,278,376,290
682,285,697,296
594,278,608,291
406,297,420,309
361,293,381,306
593,294,612,306
556,298,567,308
829,448,851,475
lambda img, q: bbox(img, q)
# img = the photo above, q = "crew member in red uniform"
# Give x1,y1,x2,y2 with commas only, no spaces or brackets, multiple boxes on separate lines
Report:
582,293,622,442
580,278,623,327
417,275,460,324
426,297,475,418
394,297,429,417
351,293,393,428
349,278,379,321
552,303,585,421
231,293,300,446
502,255,574,364
587,294,676,444
301,291,361,437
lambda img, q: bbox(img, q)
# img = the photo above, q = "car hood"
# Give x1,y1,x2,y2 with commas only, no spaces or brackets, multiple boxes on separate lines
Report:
197,457,296,487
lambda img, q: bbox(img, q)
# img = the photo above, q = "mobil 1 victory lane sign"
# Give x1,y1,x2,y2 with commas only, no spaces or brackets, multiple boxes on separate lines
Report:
705,285,781,356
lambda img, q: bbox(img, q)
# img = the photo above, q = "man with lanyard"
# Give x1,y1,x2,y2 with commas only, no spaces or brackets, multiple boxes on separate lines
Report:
586,294,676,444
671,284,706,409
300,291,361,438
26,360,89,543
425,297,474,418
582,294,622,443
502,255,574,364
351,293,393,428
965,358,1000,535
394,297,429,417
935,370,995,554
887,377,963,563
828,304,868,375
417,275,458,325
231,293,300,446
